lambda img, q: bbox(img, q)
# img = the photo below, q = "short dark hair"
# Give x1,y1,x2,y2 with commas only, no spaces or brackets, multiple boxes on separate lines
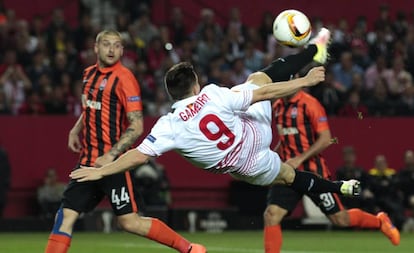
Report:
164,62,197,100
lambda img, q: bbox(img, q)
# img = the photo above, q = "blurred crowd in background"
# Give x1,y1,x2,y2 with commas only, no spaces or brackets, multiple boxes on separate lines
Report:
335,147,414,231
0,1,413,117
0,1,414,231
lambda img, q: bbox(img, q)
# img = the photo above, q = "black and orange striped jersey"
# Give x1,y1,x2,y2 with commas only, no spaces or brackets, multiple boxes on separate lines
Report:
273,90,330,177
79,61,142,166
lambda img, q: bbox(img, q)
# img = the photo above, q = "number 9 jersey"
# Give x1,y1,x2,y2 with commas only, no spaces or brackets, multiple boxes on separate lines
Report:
137,83,282,186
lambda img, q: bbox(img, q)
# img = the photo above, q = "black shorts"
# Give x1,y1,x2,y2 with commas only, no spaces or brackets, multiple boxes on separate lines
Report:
62,168,143,216
267,184,344,216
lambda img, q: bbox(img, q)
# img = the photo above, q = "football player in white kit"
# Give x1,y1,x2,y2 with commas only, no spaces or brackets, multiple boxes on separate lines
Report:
71,60,360,198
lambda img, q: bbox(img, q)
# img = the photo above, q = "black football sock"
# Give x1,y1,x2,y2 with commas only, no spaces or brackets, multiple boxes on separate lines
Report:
260,45,317,82
290,169,342,194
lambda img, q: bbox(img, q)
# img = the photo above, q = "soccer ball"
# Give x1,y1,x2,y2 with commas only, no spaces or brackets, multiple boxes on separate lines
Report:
273,9,312,47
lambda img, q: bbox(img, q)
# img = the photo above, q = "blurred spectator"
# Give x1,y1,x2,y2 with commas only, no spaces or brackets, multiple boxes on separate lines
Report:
194,8,223,43
381,56,412,99
136,61,156,103
243,41,264,72
373,4,392,31
367,25,393,66
45,8,70,56
134,159,171,207
392,11,408,38
196,26,221,71
81,0,118,29
310,69,343,115
146,36,167,74
349,72,367,99
115,11,131,34
396,150,414,232
367,154,406,229
145,88,171,117
0,3,413,118
395,85,414,116
406,26,414,78
17,90,45,115
43,86,68,114
50,51,75,85
335,146,373,211
66,79,82,117
364,55,388,91
0,49,22,74
0,89,11,114
330,18,351,61
0,145,10,218
168,7,187,47
331,51,364,91
258,11,274,53
37,168,65,218
230,57,251,84
365,78,395,116
78,35,96,68
15,20,38,67
226,7,246,38
337,89,369,117
133,9,159,47
175,37,196,66
223,22,245,62
73,12,96,50
29,15,45,39
350,27,371,70
0,63,31,114
26,50,51,92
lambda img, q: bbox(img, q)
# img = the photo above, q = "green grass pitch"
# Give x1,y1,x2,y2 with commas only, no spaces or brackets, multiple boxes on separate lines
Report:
0,230,412,253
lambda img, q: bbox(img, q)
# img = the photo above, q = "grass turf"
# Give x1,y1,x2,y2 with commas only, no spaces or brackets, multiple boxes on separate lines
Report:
0,230,412,253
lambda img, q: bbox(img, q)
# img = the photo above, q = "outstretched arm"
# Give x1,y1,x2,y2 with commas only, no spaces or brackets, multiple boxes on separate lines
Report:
251,66,325,104
95,110,144,167
70,149,150,182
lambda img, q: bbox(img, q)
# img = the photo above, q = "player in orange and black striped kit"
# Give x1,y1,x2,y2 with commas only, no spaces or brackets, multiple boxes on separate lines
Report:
45,29,205,253
263,88,400,253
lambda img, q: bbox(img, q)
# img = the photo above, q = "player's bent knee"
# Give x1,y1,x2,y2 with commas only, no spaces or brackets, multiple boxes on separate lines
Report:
117,213,149,235
329,211,350,227
52,208,79,234
264,205,287,225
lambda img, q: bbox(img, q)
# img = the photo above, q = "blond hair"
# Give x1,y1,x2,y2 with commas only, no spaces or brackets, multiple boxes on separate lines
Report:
95,29,123,43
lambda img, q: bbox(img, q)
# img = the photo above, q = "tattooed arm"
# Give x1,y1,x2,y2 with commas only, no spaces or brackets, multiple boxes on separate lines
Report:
95,110,144,167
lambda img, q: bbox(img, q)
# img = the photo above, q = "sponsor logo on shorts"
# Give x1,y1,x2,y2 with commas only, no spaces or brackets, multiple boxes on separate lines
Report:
116,204,127,210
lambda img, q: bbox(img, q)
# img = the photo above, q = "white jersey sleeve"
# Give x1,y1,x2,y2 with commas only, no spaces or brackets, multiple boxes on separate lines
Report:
137,116,174,156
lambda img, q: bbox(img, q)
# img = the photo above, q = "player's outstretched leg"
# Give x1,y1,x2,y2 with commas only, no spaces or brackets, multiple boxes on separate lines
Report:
260,27,331,82
274,165,361,196
377,212,401,246
309,27,331,64
133,217,207,253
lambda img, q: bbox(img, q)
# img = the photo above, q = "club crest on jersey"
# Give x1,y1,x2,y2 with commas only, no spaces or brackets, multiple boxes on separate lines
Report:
291,107,298,118
99,79,107,90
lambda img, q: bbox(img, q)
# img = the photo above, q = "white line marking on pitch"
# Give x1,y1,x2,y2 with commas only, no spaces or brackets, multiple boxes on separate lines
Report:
102,242,328,253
